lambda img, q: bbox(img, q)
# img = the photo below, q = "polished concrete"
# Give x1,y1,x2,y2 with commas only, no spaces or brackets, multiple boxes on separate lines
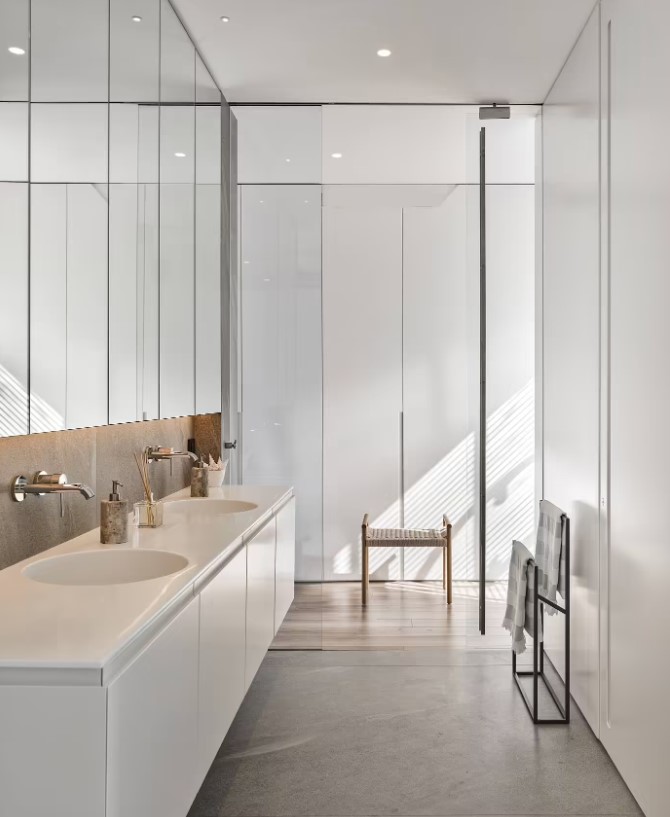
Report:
188,647,643,817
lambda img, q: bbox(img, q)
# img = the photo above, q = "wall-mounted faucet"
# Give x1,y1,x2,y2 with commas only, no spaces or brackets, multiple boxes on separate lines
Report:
144,446,199,464
12,471,96,516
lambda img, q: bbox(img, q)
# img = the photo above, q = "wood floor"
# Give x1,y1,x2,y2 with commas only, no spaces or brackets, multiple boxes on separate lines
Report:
271,580,510,651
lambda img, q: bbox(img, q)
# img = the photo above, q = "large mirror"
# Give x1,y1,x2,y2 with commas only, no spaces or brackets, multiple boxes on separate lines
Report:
30,101,109,430
0,0,224,438
195,56,223,414
159,0,195,419
0,0,29,435
109,0,161,423
31,0,108,102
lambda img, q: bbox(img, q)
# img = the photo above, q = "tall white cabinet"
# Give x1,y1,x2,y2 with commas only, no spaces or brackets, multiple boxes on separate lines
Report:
237,105,536,585
542,5,601,735
402,188,472,580
600,4,670,816
322,204,403,581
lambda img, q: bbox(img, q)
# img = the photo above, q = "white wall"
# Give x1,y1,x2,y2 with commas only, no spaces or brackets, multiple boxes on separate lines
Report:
598,3,670,815
322,105,536,185
542,3,670,813
542,4,601,735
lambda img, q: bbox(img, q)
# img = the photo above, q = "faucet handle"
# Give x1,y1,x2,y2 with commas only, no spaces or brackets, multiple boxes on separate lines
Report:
34,472,67,487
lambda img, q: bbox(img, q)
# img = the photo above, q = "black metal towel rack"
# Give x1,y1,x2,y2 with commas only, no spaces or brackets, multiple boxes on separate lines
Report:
512,512,570,725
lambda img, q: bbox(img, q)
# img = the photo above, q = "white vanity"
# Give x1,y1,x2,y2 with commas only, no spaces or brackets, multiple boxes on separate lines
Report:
0,486,295,817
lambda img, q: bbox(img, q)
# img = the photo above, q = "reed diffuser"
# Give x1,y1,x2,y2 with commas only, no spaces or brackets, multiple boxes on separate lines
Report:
133,449,163,528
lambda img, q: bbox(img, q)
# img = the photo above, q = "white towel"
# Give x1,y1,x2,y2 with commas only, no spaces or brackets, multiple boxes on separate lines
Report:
502,540,539,655
535,499,566,614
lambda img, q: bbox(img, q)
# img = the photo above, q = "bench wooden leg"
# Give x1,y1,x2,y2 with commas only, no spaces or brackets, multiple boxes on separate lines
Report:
442,546,447,592
447,528,453,605
362,543,369,605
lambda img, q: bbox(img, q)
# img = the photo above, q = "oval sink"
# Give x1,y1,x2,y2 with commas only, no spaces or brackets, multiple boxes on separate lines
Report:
166,498,258,515
23,549,189,586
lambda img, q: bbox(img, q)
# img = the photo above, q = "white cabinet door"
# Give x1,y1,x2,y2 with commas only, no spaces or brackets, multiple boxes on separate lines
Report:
235,106,322,184
246,518,276,688
198,545,247,777
322,205,402,581
542,5,600,733
0,685,106,817
402,188,472,580
599,5,670,817
107,598,199,817
275,498,296,632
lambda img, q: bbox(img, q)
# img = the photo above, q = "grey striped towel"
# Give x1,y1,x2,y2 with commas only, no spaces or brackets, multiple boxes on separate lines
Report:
502,540,540,654
535,499,566,614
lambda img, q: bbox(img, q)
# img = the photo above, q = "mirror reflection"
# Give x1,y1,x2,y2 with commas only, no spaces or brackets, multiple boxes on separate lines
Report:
109,0,161,423
0,0,29,101
0,0,224,437
160,0,196,419
196,56,223,413
0,183,28,435
31,0,108,102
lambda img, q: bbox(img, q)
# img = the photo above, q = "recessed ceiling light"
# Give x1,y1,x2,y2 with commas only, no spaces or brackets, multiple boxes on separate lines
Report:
221,16,230,23
174,152,186,158
259,200,264,204
263,278,271,282
243,260,250,265
285,158,291,163
8,46,25,56
304,200,309,204
331,152,343,159
377,48,392,57
131,15,142,23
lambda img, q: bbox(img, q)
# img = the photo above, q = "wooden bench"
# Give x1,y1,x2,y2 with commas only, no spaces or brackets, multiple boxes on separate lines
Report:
361,514,453,605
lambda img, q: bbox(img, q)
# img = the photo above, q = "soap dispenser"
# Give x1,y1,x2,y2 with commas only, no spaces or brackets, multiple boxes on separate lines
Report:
100,480,129,544
191,455,209,498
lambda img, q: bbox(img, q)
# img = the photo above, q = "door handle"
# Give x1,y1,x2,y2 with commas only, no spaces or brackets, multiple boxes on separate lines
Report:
224,440,237,450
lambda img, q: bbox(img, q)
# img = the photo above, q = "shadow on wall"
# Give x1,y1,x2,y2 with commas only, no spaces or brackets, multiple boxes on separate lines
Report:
331,380,535,582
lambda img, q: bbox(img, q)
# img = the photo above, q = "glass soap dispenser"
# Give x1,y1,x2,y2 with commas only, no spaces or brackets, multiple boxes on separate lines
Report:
100,480,129,544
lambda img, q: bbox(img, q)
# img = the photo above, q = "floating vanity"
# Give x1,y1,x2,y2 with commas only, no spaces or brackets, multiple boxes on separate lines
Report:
0,485,295,817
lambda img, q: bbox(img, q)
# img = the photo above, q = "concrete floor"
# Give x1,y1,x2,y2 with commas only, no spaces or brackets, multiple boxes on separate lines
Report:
188,648,643,817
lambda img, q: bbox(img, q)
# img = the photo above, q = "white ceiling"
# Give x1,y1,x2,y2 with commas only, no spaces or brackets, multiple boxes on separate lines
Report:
172,0,596,104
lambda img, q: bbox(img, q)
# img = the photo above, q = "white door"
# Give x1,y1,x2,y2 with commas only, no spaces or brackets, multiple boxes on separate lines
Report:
322,203,402,582
240,185,322,582
402,186,474,581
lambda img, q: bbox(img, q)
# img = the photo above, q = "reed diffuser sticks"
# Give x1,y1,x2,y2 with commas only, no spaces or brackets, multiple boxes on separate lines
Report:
134,449,156,527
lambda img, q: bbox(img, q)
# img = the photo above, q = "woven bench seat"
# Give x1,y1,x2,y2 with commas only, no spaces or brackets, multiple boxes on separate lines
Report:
367,527,448,546
362,513,453,606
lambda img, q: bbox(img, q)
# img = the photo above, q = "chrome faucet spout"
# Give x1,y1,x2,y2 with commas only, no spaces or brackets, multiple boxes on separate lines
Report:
12,472,96,503
57,483,96,500
145,446,198,463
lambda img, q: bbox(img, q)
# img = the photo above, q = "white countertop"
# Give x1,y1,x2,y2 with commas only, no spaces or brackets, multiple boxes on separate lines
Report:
0,485,293,685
